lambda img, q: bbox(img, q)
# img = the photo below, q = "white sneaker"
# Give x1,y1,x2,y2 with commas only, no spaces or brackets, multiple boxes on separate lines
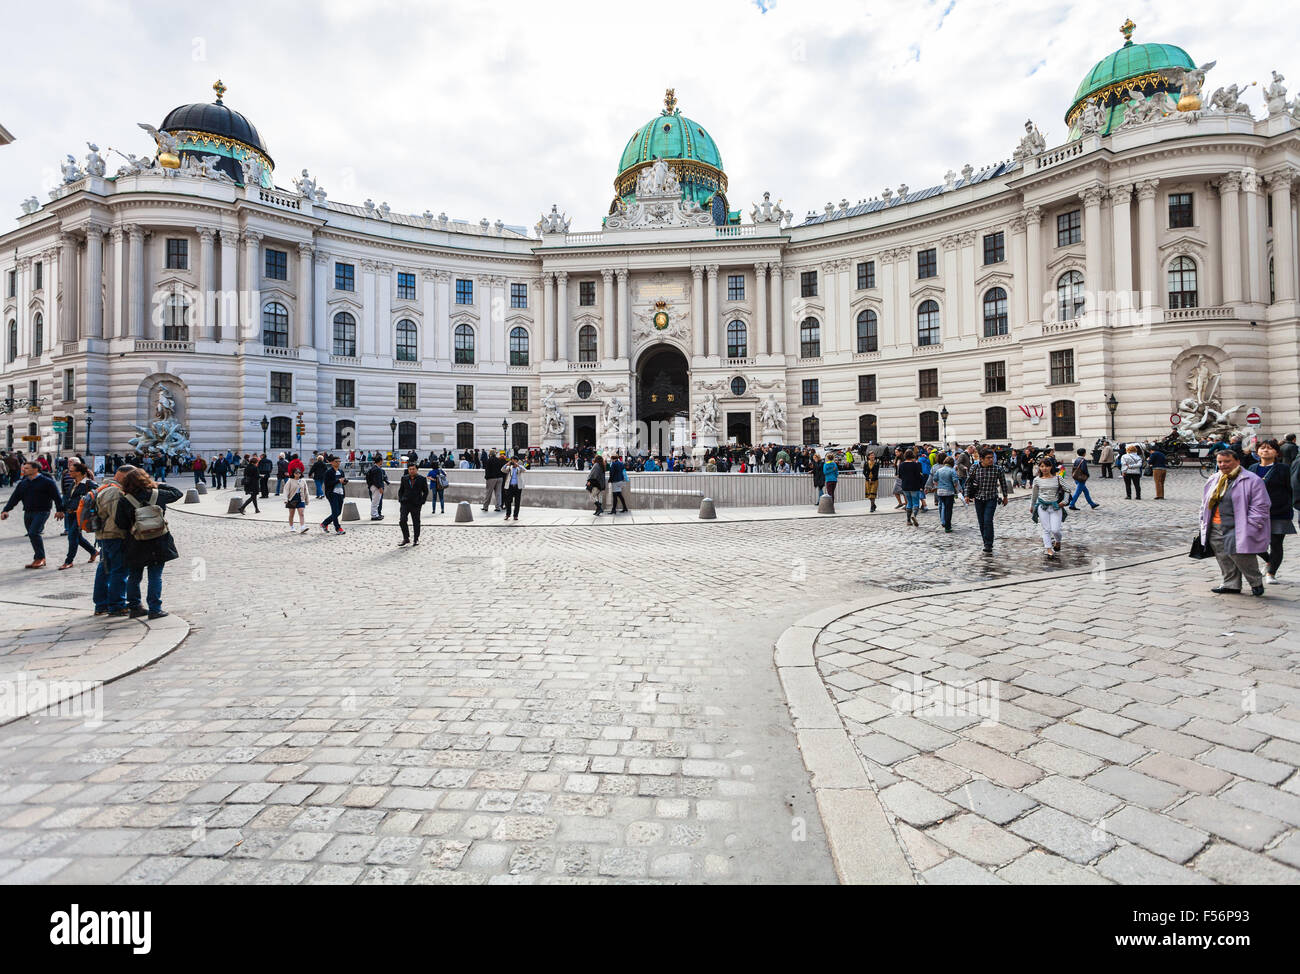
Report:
1265,573,1277,584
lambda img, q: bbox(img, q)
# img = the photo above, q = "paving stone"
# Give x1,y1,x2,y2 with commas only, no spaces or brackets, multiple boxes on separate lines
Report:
1192,842,1300,884
996,851,1111,885
933,740,1042,789
1008,808,1114,865
1133,754,1233,794
878,781,959,828
1024,775,1122,823
945,780,1036,825
1102,806,1210,863
927,814,1031,866
1199,746,1293,785
1217,780,1300,828
1170,796,1287,851
921,856,1007,885
1086,767,1186,810
1020,741,1104,778
1095,845,1213,885
1040,724,1148,765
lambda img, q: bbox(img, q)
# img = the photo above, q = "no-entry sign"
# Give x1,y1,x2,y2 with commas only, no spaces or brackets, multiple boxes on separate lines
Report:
1246,408,1262,426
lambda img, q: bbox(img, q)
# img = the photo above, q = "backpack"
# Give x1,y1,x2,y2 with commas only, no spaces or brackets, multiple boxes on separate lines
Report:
77,485,104,533
1072,457,1089,481
436,468,448,488
125,489,169,540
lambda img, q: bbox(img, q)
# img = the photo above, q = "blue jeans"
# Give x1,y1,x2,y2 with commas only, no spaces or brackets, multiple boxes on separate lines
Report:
936,494,954,529
973,498,999,549
905,490,922,511
314,478,324,498
275,476,286,495
127,563,164,613
1069,481,1097,508
64,519,96,564
322,493,344,530
23,510,50,560
431,486,445,512
93,537,128,611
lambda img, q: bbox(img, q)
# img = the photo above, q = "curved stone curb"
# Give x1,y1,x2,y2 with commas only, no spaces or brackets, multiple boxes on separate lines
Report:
773,547,1187,884
0,597,191,728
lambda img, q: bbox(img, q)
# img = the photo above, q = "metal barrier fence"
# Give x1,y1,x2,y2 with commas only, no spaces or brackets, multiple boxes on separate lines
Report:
622,470,897,507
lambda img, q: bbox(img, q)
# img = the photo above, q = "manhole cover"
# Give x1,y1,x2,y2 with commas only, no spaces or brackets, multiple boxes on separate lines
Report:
881,580,945,593
42,592,86,601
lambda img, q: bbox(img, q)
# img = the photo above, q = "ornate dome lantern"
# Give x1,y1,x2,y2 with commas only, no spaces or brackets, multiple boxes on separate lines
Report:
1065,20,1196,138
156,80,275,186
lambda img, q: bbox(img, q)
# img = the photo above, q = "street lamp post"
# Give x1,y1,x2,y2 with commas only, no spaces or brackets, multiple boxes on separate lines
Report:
260,415,269,455
940,405,949,446
389,417,397,457
1106,394,1118,441
85,404,94,458
502,418,508,453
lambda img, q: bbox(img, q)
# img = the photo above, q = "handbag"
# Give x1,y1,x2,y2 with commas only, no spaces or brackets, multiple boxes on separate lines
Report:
1189,533,1215,559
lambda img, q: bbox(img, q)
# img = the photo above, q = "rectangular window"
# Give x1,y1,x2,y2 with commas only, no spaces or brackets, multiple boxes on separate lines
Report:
1168,192,1193,229
510,282,528,309
579,281,596,306
6,270,14,298
918,368,939,399
265,248,287,280
984,361,1006,394
398,382,417,410
335,262,355,291
166,238,188,270
1057,209,1082,247
857,374,876,403
917,248,937,279
983,232,1005,265
34,262,43,291
456,384,474,411
397,271,416,300
800,270,817,297
801,378,819,406
1049,349,1075,386
62,368,74,401
335,378,355,408
270,371,293,403
455,278,473,304
727,274,744,301
511,386,528,412
857,261,875,290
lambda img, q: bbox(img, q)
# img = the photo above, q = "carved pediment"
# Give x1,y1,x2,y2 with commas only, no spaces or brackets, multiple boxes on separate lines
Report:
975,268,1015,290
1159,234,1209,264
326,294,363,315
848,292,884,313
1045,249,1085,274
908,280,946,299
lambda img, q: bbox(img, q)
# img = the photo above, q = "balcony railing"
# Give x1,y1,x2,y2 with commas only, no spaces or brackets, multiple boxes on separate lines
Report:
912,343,943,354
715,225,757,238
977,333,1013,346
723,356,753,367
394,358,422,368
564,232,604,246
1042,320,1080,334
261,345,300,358
452,361,478,371
259,189,301,210
853,350,881,361
506,364,537,374
567,361,599,370
134,339,194,353
1164,305,1235,321
329,354,361,366
1033,141,1086,171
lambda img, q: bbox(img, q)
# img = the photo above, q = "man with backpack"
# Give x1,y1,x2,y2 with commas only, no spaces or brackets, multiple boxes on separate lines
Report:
113,465,182,619
1067,448,1101,510
365,460,389,520
257,452,273,498
428,461,448,514
89,466,132,615
1,460,64,569
275,453,289,495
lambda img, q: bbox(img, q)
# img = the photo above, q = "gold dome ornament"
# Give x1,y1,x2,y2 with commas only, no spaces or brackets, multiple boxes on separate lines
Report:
653,299,669,330
1178,92,1201,112
158,151,181,169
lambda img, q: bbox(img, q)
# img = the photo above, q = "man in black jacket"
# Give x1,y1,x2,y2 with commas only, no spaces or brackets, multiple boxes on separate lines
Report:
397,463,429,546
309,454,327,498
482,450,504,512
365,461,389,520
1,461,64,568
257,453,273,497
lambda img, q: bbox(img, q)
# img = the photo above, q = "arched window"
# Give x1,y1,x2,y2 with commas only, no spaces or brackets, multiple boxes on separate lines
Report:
1051,399,1076,437
456,421,475,449
1057,271,1084,321
32,313,43,357
509,326,530,366
800,317,821,358
919,410,940,441
578,324,598,363
1167,256,1197,309
982,287,1008,336
858,413,878,444
454,323,475,364
262,301,289,347
985,406,1008,440
511,421,529,449
6,320,15,362
856,309,878,353
727,320,747,358
164,296,189,342
332,312,357,357
397,420,417,450
916,300,940,346
334,419,355,450
395,319,418,361
802,415,820,445
269,416,292,450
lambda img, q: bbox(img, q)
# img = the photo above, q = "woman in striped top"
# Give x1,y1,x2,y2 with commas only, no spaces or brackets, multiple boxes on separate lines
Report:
1029,459,1068,558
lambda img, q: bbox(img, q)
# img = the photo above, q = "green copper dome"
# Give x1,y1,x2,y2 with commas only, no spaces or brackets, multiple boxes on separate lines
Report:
612,89,728,216
1065,21,1194,134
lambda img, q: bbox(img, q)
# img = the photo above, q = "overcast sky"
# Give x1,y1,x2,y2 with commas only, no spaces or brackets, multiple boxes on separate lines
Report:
0,0,1290,235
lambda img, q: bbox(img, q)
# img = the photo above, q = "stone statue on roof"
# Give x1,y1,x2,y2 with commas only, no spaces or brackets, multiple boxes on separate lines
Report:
1265,71,1288,115
1077,98,1104,134
1012,120,1046,162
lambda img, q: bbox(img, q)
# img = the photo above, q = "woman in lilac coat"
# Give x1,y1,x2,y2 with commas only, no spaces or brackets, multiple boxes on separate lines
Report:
1200,449,1272,596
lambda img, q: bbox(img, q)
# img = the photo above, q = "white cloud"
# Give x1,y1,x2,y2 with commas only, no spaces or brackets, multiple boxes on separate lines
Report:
0,0,1290,234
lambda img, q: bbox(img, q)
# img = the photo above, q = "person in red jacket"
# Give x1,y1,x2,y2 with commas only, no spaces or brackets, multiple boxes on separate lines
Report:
287,453,305,478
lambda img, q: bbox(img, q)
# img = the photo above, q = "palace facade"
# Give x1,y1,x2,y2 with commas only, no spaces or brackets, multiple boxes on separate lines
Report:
3,22,1299,458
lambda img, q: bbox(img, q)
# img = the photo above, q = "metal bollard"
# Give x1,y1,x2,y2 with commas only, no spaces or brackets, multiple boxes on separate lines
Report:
225,497,243,514
454,500,474,523
184,489,200,504
817,492,836,514
341,502,360,522
699,497,716,520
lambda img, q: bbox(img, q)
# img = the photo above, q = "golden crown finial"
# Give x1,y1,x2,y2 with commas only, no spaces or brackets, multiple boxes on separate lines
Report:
1120,19,1136,45
664,88,678,115
213,79,227,103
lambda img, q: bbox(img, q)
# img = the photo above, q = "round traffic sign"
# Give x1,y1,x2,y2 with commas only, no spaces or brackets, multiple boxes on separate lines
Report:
1169,413,1181,427
1246,409,1261,426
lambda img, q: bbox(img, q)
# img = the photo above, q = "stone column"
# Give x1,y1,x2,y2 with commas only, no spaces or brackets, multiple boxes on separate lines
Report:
436,271,452,362
1267,171,1295,303
375,263,392,358
422,269,439,360
820,261,837,354
1135,180,1159,311
957,232,976,338
197,227,216,341
616,269,630,360
1218,174,1243,305
59,232,79,343
1009,216,1027,331
690,265,705,358
753,263,768,356
475,272,491,363
879,252,897,346
218,229,238,341
1242,169,1265,303
600,268,615,360
296,242,313,346
541,273,554,361
894,250,911,343
84,224,105,340
15,258,29,356
1083,185,1106,323
706,265,720,357
315,253,331,352
836,260,852,351
939,240,958,340
1110,184,1134,320
555,271,569,362
243,229,263,342
770,262,784,356
360,260,377,356
1024,208,1043,324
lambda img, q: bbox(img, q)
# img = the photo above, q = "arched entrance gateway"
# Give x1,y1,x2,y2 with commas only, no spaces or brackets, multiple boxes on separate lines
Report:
635,344,689,457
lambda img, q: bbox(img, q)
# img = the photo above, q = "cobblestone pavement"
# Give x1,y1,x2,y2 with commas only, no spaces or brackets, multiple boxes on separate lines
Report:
0,469,1273,884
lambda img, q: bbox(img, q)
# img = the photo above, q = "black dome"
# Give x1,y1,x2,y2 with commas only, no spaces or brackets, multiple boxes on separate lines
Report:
160,100,272,164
